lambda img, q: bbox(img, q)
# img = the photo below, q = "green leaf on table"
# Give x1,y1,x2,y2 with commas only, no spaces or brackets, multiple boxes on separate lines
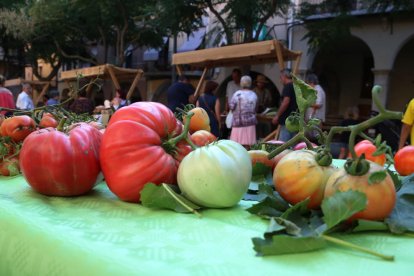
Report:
140,183,201,216
368,171,387,184
385,174,414,233
352,219,389,233
292,75,317,115
321,190,367,230
252,235,326,256
246,184,290,218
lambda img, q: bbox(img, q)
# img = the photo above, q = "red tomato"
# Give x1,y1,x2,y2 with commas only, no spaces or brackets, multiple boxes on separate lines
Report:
19,123,102,196
274,150,335,209
174,140,193,162
0,115,36,142
190,130,216,147
0,157,20,176
39,115,58,128
324,161,396,220
353,140,386,166
394,146,414,176
101,102,188,202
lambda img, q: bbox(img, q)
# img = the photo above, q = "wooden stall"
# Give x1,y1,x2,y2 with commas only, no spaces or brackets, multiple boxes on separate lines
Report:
172,39,302,140
60,64,144,101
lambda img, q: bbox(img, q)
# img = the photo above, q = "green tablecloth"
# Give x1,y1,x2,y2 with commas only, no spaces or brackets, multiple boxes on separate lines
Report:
1,175,413,275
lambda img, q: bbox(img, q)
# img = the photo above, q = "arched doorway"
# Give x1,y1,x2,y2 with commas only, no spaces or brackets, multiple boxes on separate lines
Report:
388,36,414,111
311,36,375,120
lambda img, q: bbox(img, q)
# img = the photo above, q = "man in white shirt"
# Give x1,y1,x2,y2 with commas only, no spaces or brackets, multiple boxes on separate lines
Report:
305,74,326,123
225,68,241,112
16,83,34,110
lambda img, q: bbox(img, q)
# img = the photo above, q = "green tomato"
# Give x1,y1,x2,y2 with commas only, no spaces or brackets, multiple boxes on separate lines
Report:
285,115,300,132
177,140,252,208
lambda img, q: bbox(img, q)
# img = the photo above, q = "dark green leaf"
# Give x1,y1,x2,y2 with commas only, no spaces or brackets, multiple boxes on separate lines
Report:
352,219,389,233
246,197,286,218
263,217,288,236
252,163,271,176
387,169,402,192
368,171,387,184
385,174,414,233
252,235,326,256
321,190,367,230
280,198,310,219
140,183,201,214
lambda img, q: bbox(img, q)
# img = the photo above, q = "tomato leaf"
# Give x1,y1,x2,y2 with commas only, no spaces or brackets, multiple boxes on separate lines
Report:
368,171,387,184
352,219,389,233
387,168,402,191
246,184,290,218
140,183,201,215
252,235,326,256
292,75,317,116
7,163,20,176
385,174,414,234
321,190,367,230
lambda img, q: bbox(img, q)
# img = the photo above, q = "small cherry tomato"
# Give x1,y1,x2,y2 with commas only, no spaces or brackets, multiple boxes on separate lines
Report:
394,146,414,176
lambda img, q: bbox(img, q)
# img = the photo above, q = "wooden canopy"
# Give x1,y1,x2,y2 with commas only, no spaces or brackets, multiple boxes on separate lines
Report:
5,78,56,107
172,39,302,97
60,64,144,100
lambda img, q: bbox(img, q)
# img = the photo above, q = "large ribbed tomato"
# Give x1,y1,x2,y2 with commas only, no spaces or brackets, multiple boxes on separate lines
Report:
0,115,36,142
273,150,335,209
324,161,396,221
100,102,188,203
20,123,102,196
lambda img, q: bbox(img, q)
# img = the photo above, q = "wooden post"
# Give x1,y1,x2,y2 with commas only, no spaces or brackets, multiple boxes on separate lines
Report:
34,83,50,106
193,67,208,99
292,52,302,75
274,40,285,71
126,69,144,100
176,65,183,77
106,64,121,91
263,125,281,142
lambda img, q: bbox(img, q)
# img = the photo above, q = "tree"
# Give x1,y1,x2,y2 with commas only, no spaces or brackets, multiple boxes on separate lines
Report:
205,0,291,45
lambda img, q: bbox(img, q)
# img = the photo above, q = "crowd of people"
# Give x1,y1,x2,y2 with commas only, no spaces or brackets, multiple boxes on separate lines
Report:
0,71,413,153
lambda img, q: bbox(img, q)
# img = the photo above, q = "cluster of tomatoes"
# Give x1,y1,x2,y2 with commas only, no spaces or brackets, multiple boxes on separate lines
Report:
3,103,252,209
250,138,413,221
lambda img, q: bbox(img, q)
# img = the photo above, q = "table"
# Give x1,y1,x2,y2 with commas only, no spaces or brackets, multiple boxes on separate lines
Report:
1,175,413,275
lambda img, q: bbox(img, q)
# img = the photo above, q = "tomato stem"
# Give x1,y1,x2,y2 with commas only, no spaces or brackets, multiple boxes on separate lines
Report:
57,117,67,132
322,234,394,261
267,133,302,159
162,183,202,218
166,112,195,148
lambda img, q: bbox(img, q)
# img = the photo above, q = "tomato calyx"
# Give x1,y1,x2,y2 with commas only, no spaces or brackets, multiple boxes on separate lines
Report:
344,154,370,176
315,147,332,166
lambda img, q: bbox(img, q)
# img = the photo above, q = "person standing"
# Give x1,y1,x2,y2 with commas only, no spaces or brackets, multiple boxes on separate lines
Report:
0,75,15,116
16,83,34,111
253,74,273,113
196,80,221,137
272,69,298,142
305,74,326,123
399,98,414,149
167,75,195,113
225,68,241,112
229,75,258,148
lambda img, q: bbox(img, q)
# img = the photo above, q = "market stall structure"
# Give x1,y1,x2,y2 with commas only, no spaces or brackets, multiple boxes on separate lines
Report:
172,39,302,140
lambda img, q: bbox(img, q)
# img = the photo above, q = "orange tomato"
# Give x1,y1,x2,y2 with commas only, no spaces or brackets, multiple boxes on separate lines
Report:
0,115,36,142
184,107,210,133
274,150,335,209
324,161,396,221
353,140,386,166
